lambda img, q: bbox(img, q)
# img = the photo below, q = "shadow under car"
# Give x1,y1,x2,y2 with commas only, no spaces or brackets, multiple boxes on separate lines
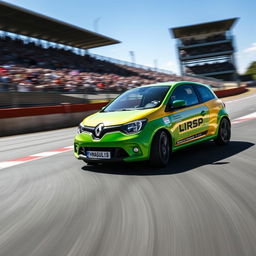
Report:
81,141,254,176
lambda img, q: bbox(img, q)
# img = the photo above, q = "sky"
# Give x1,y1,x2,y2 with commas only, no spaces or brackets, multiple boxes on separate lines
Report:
3,0,256,75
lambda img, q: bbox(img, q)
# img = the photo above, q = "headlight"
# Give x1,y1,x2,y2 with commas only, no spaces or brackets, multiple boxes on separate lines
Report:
121,119,147,134
77,122,84,134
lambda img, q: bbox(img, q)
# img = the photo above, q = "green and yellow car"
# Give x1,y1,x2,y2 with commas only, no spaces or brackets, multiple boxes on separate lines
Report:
74,81,231,167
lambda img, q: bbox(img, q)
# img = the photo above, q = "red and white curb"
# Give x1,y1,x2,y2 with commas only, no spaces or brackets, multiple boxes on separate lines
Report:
231,112,256,124
0,111,255,170
0,146,73,170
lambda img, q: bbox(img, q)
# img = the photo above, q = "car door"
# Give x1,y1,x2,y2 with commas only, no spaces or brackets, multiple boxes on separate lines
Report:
194,84,220,136
167,84,210,147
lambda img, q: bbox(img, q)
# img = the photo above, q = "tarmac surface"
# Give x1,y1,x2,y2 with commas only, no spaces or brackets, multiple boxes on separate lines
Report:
0,93,256,256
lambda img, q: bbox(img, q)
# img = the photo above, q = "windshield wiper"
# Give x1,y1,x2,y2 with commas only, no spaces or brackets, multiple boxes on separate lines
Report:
120,108,133,111
104,107,146,112
104,108,132,112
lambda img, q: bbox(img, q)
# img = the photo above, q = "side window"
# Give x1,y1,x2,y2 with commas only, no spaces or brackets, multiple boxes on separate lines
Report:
196,85,216,102
170,85,199,106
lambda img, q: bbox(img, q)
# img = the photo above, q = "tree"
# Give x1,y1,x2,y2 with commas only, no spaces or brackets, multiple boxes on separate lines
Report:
245,61,256,80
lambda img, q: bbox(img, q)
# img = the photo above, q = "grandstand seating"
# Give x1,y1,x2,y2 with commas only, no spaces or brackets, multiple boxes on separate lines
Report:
180,43,233,59
182,34,226,46
0,36,221,93
186,62,235,75
171,18,238,81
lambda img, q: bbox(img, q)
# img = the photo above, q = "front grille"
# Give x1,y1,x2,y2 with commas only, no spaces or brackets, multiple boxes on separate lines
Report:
79,147,129,160
81,125,121,139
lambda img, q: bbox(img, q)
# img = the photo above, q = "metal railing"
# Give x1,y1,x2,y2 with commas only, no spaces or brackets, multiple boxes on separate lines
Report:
89,53,174,75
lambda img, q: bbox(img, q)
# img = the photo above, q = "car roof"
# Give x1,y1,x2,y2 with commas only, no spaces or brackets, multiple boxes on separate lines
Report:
140,82,174,87
141,81,210,88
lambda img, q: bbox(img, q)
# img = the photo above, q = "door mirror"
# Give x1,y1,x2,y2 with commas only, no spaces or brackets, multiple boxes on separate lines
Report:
165,99,186,112
172,100,186,109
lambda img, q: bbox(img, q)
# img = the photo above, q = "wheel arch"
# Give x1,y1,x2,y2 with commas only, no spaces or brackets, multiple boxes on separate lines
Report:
215,110,231,137
214,114,231,145
150,127,173,150
217,108,230,123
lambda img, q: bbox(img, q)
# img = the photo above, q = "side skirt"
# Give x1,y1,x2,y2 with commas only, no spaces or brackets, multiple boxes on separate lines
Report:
172,134,217,152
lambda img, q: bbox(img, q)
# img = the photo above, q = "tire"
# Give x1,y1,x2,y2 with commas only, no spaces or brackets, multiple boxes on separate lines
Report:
150,130,171,167
214,117,231,145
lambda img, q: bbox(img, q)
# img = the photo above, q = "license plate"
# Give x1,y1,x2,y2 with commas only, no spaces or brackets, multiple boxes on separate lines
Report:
86,151,111,159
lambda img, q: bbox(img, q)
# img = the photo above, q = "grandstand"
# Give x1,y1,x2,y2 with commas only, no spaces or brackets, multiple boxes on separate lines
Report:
171,18,239,81
0,1,120,49
0,1,225,98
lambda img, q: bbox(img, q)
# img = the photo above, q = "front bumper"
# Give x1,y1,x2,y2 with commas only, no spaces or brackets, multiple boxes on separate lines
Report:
74,130,151,162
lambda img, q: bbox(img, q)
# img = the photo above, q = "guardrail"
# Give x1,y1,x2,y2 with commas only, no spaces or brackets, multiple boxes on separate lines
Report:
0,102,109,136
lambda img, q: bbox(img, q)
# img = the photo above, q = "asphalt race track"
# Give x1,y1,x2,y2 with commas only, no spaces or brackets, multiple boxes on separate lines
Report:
0,93,256,256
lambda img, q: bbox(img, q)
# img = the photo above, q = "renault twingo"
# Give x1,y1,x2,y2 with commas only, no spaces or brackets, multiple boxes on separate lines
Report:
74,81,231,167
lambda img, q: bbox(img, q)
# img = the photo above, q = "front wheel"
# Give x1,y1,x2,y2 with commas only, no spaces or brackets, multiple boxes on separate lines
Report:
214,117,231,145
150,130,171,167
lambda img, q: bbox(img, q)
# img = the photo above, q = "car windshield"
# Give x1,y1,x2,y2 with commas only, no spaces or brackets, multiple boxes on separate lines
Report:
103,86,170,112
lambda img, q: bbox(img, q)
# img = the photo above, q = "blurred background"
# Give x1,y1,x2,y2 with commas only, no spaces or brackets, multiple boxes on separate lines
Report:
0,0,255,130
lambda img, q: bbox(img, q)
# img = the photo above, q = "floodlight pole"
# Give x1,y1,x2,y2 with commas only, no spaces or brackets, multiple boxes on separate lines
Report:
154,59,158,71
129,51,136,64
93,17,101,33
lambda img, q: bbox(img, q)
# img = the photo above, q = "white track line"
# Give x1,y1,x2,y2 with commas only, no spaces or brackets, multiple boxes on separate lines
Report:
0,146,73,170
231,112,256,124
31,152,60,157
0,161,24,169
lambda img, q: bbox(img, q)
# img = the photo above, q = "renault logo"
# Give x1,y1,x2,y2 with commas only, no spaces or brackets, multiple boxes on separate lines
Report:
94,123,104,137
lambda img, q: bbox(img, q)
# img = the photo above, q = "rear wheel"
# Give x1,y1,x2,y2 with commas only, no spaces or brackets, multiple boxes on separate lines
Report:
150,130,171,167
214,117,231,145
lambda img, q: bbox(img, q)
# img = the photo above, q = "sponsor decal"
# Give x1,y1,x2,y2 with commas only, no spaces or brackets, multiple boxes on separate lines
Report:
172,114,182,121
163,116,171,125
179,118,203,133
176,130,208,145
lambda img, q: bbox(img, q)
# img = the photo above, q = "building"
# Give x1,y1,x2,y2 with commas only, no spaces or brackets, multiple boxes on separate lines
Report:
171,18,238,81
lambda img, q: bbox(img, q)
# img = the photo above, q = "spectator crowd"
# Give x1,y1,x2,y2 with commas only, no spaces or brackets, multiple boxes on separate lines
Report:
0,36,221,92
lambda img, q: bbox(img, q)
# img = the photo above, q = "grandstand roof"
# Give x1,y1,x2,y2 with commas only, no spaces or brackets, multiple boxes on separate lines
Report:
171,18,238,38
0,1,120,49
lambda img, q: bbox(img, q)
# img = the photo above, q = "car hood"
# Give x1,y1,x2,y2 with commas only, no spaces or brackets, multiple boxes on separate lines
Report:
82,108,158,127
